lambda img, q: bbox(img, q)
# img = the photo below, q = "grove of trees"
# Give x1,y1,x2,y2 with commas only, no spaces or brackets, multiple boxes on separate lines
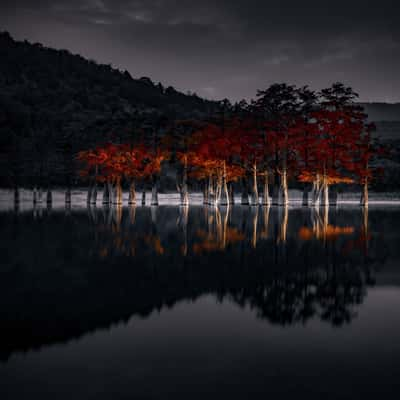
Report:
75,83,384,208
1,30,387,208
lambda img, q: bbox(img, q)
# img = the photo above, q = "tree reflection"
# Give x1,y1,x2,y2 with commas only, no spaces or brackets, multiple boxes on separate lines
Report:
0,205,395,361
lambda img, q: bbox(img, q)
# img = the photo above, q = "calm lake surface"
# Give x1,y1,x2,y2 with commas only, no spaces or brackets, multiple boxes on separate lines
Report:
1,204,400,399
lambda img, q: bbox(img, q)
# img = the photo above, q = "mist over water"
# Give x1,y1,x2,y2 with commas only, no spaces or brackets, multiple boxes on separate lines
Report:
1,204,400,399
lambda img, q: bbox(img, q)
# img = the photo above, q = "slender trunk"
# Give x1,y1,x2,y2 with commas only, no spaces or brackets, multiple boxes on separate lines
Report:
302,184,309,207
360,179,369,207
46,188,52,205
215,174,222,205
311,179,317,206
33,187,38,205
65,187,71,205
113,181,123,205
229,182,235,205
220,162,229,206
241,177,249,205
151,175,159,206
87,185,92,205
272,170,280,205
181,155,189,206
321,179,329,208
91,183,97,205
108,182,114,205
262,170,270,206
208,175,215,206
203,181,209,205
330,185,338,207
38,187,43,203
141,190,146,205
250,162,258,206
311,176,321,207
103,183,110,205
128,180,136,205
14,186,20,205
279,169,289,206
280,132,289,207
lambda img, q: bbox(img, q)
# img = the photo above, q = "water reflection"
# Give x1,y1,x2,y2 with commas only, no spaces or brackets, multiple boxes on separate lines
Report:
0,205,396,361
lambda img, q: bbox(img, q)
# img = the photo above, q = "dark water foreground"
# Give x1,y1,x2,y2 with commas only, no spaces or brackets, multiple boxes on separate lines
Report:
1,205,400,399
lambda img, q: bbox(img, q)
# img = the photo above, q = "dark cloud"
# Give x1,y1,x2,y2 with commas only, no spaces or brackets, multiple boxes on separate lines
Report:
1,0,399,101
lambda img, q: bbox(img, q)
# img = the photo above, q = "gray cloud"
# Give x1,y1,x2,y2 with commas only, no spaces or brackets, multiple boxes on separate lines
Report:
1,0,399,101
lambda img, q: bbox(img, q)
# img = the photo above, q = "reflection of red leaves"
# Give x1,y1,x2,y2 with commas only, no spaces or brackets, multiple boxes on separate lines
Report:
193,228,245,254
299,225,355,241
342,232,371,255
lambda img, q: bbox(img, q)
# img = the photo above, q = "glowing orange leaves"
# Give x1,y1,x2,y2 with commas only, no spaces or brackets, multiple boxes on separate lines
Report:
78,143,168,184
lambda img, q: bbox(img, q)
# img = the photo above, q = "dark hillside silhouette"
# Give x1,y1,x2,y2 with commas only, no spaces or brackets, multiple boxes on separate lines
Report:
0,31,218,187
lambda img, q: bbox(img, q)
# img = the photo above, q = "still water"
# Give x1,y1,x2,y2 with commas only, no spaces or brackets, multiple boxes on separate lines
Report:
1,205,400,399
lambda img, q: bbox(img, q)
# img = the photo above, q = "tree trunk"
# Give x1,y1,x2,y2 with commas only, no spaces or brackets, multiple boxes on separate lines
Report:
180,188,189,206
180,155,189,206
279,169,289,206
220,162,229,206
262,170,270,206
128,180,136,205
360,179,369,207
141,190,146,205
229,182,235,205
330,185,338,207
208,176,215,206
250,162,258,206
14,186,20,205
203,181,209,205
38,187,43,203
87,185,92,205
272,171,280,205
214,175,222,205
241,177,249,205
302,184,310,207
113,181,123,205
90,183,97,205
311,177,321,207
46,188,52,205
321,180,329,208
103,183,110,205
151,176,159,206
65,187,71,205
33,187,38,205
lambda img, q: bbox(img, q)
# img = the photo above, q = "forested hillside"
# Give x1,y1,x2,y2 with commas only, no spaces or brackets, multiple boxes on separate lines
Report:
0,31,217,187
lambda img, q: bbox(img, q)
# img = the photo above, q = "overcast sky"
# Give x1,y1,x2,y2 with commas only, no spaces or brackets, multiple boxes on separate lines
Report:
1,0,399,102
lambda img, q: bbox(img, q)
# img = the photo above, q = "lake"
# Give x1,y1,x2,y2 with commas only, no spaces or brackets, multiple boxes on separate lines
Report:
1,204,400,399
